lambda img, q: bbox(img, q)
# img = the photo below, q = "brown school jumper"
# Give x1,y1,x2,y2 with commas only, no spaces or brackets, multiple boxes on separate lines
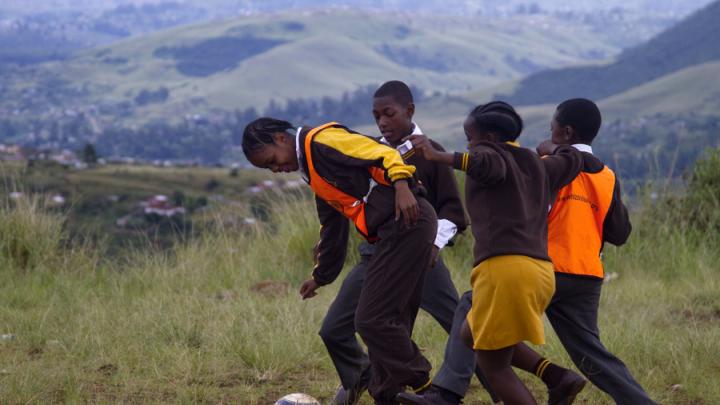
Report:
299,123,437,403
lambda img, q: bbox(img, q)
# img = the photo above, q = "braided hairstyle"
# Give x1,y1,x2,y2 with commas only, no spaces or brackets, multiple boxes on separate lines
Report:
242,117,294,159
468,101,523,142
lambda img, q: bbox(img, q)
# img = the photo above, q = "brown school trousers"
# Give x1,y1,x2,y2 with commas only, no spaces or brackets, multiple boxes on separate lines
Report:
354,197,437,403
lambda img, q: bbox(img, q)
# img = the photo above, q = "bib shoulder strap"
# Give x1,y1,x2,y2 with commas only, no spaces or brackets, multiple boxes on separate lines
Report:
304,122,339,176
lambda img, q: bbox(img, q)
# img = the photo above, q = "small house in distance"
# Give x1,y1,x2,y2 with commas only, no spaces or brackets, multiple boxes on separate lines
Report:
141,195,186,217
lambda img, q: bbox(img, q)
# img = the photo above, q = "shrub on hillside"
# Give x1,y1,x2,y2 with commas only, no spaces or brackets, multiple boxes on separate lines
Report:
683,147,720,231
638,146,720,238
0,197,64,270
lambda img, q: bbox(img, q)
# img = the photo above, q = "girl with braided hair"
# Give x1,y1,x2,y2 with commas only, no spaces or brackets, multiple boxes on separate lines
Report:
400,102,583,405
242,117,438,404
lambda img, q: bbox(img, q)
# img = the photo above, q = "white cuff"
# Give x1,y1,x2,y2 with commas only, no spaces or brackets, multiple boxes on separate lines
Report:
434,219,458,249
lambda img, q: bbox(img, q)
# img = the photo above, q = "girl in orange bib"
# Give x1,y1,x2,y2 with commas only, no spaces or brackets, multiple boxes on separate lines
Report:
243,118,437,404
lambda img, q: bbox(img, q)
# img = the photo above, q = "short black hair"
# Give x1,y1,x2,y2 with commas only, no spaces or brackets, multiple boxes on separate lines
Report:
242,117,294,158
374,80,414,106
555,98,601,144
468,100,523,142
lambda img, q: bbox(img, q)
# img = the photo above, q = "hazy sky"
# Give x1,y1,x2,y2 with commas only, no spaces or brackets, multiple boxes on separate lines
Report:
2,0,715,14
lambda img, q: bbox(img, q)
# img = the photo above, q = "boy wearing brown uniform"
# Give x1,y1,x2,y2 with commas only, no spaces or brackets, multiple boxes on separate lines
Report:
512,99,657,405
324,81,497,405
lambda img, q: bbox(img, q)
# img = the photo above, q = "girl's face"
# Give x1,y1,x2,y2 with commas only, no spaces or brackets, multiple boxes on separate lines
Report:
247,132,299,173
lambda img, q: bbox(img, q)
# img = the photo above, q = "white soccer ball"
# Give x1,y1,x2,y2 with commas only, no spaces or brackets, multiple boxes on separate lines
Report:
274,393,320,405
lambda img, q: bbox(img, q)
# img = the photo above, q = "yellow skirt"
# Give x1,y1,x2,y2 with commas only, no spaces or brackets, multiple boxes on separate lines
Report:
466,255,555,350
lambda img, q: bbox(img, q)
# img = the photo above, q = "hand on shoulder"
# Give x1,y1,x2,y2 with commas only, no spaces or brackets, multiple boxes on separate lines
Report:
536,139,561,156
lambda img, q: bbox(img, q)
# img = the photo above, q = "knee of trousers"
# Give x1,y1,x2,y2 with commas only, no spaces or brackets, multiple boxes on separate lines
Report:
354,312,382,339
318,319,352,344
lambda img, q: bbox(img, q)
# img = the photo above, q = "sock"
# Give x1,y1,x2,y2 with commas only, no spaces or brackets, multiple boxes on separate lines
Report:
434,385,463,403
533,358,565,388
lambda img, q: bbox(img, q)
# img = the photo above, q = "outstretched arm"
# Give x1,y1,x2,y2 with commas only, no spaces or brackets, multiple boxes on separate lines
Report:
406,134,507,186
539,143,583,193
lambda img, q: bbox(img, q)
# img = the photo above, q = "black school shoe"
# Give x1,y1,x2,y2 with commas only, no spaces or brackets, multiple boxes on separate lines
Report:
332,384,366,405
396,391,458,405
332,370,372,405
396,386,460,405
547,369,587,405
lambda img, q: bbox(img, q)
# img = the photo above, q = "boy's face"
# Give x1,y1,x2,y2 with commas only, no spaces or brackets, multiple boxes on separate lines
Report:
551,111,574,145
247,132,299,173
372,95,414,145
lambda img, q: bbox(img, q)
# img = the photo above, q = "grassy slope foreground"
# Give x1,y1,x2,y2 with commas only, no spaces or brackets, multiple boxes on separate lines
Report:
0,152,719,404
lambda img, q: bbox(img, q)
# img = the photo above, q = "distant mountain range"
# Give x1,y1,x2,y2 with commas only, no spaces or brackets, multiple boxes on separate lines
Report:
400,1,720,180
0,1,718,179
0,10,621,125
499,0,720,105
1,0,712,68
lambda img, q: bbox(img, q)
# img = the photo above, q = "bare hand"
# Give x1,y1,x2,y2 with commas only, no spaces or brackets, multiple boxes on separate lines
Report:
536,139,560,156
299,278,320,300
394,180,419,228
404,134,439,161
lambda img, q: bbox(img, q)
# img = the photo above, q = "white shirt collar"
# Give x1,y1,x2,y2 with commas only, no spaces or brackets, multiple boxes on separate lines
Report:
380,122,422,147
295,127,308,182
572,144,593,154
411,122,423,136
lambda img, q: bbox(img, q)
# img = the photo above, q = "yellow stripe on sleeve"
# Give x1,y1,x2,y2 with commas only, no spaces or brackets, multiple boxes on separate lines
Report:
313,127,416,182
536,359,551,378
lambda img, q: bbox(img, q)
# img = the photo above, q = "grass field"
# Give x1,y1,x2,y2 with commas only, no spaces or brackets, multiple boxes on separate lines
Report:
0,156,718,404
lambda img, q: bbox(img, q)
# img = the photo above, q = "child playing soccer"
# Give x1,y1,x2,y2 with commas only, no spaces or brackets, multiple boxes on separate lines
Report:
401,103,587,405
511,98,657,405
322,81,496,405
401,101,582,404
242,117,436,404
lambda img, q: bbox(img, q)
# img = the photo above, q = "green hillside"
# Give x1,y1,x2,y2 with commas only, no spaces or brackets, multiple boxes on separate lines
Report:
599,61,720,117
511,61,720,138
500,0,720,105
1,10,618,126
481,61,720,140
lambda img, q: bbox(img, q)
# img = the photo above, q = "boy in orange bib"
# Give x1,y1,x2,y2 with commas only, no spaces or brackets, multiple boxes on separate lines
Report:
513,99,657,405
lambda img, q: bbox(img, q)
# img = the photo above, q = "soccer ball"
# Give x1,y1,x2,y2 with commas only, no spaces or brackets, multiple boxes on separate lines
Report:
274,393,320,405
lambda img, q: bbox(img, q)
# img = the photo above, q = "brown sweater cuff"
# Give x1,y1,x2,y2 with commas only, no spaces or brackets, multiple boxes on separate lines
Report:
311,271,331,287
453,152,469,172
